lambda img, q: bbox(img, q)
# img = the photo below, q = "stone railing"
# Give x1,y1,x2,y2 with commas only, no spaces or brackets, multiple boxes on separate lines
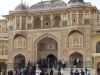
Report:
91,26,100,35
0,33,8,39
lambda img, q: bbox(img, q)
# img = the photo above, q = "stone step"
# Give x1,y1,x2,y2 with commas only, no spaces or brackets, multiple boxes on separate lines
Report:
61,68,96,75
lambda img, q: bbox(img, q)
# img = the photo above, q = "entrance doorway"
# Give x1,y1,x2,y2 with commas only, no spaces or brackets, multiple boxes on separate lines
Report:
14,54,25,69
97,62,100,75
37,36,58,61
0,62,7,75
47,54,57,60
70,52,83,68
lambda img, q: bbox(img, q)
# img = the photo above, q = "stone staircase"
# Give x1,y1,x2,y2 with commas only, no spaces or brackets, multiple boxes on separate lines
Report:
36,65,97,75
61,68,96,75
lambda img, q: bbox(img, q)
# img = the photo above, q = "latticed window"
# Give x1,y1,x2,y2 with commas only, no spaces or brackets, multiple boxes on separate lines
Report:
14,36,26,50
69,32,83,48
0,45,8,55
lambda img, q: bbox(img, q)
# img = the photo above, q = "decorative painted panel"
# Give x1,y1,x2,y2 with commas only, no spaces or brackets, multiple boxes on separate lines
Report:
86,62,91,68
9,26,13,30
7,63,13,69
62,21,67,27
27,24,32,29
84,19,89,24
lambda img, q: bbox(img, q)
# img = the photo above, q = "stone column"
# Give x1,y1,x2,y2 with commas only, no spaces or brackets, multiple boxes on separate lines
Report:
41,15,43,28
15,16,16,29
83,55,85,68
61,13,63,27
77,10,79,25
83,10,85,25
31,16,33,28
89,10,91,19
68,56,70,68
26,16,28,29
20,16,22,29
67,13,69,26
70,11,72,25
51,14,53,27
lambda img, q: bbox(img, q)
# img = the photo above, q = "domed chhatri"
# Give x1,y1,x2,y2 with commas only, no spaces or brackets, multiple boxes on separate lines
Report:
14,3,29,12
29,0,67,12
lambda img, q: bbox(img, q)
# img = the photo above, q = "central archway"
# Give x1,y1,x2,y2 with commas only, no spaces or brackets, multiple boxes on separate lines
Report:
70,52,83,68
37,36,58,61
14,54,25,69
47,54,56,60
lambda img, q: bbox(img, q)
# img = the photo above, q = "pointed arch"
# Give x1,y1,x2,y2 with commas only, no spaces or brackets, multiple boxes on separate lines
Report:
35,34,58,62
14,34,26,50
53,16,61,27
68,30,83,48
14,54,25,69
34,17,41,29
43,16,51,28
70,52,83,68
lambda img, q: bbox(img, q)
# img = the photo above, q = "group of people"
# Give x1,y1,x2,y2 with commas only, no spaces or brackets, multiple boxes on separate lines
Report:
8,66,61,75
35,67,61,75
38,58,66,70
70,68,90,75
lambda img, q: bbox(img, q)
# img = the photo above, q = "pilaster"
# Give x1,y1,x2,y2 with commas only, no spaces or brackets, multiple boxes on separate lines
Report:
20,16,22,29
41,15,43,28
15,16,16,29
51,14,53,27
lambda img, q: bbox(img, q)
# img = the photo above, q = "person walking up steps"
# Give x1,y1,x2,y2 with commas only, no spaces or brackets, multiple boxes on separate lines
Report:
50,69,54,75
36,67,41,75
70,69,74,75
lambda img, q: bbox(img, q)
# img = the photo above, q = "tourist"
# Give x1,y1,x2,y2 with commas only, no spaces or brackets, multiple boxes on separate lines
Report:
33,64,36,71
28,60,31,67
44,69,48,75
40,69,45,75
77,58,80,68
74,58,77,68
74,70,80,75
80,69,84,75
54,60,57,69
70,69,74,75
36,67,41,75
85,68,90,75
62,59,66,69
57,69,61,75
0,70,3,75
50,69,54,75
57,60,61,70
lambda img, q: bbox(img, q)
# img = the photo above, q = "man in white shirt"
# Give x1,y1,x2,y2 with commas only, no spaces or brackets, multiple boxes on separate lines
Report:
36,68,41,75
77,58,80,68
62,59,66,68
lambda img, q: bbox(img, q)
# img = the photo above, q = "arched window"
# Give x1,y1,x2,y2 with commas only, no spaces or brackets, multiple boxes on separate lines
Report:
34,17,41,29
53,16,61,27
69,32,83,48
96,41,100,53
14,36,26,50
0,45,8,55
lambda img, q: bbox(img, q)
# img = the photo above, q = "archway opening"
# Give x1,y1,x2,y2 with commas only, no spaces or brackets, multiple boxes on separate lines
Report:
97,62,100,75
70,52,83,68
37,36,58,62
14,54,25,69
96,41,100,53
47,54,56,60
0,62,7,75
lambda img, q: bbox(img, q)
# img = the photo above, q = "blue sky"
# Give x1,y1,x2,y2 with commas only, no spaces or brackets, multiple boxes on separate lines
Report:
0,0,100,19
